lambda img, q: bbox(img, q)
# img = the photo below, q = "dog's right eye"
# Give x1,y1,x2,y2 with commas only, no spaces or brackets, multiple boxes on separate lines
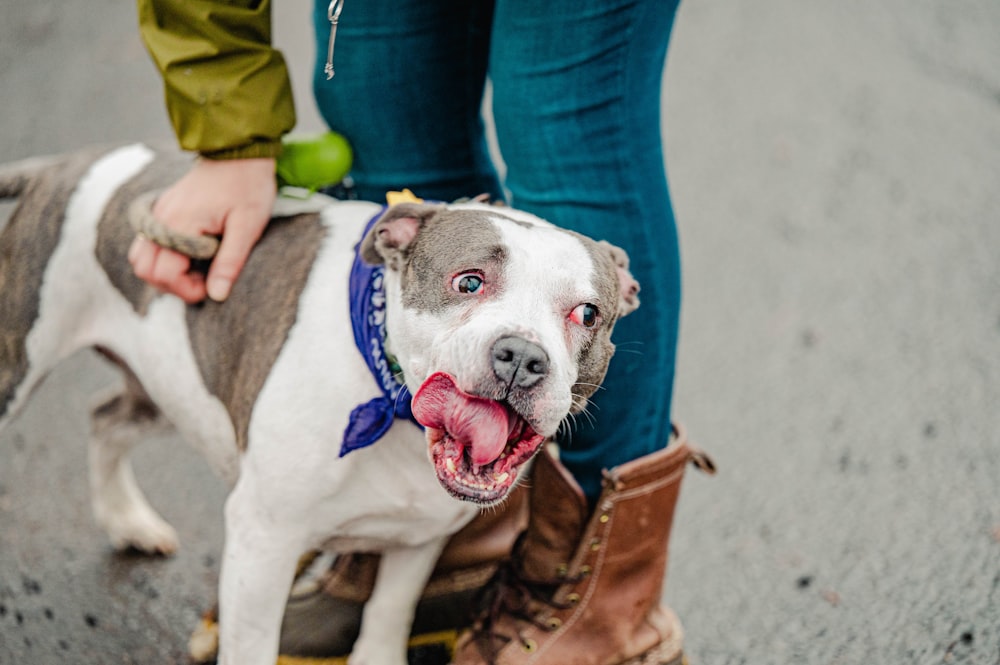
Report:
570,303,600,328
452,272,485,295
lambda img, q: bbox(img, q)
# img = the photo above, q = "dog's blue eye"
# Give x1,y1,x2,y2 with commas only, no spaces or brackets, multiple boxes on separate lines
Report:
452,272,484,294
570,303,599,328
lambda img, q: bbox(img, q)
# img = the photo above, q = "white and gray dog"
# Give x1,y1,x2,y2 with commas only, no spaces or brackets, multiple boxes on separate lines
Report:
0,143,640,665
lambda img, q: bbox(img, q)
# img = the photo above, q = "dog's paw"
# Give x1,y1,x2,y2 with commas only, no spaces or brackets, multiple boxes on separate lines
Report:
188,613,220,664
99,508,181,556
347,642,408,665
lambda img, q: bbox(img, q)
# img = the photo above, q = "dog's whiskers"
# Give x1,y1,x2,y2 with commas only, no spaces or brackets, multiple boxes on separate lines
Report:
615,348,644,357
576,406,598,429
557,418,576,444
559,398,599,442
393,386,411,413
612,340,645,357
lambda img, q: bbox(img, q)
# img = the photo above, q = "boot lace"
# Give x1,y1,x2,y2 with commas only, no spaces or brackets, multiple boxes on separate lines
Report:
469,537,588,664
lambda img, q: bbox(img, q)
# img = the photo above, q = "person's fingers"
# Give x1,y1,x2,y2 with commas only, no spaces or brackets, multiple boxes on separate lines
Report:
127,236,143,265
166,269,208,304
150,248,210,303
129,236,159,282
130,235,207,303
206,208,268,302
130,157,276,302
150,245,190,286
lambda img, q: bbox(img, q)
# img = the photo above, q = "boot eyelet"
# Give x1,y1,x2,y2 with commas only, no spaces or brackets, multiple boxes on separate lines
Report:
546,617,563,630
599,513,610,524
566,593,581,605
521,638,538,653
555,563,568,577
579,565,592,576
590,538,601,551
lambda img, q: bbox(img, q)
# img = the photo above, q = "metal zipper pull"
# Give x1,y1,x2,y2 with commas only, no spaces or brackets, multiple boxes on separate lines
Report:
324,0,345,80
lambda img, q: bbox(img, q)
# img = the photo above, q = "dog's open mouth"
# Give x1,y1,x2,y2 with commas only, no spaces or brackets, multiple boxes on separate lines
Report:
411,372,544,504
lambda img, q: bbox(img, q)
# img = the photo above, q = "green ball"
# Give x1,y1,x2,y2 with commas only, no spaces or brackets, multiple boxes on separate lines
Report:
276,131,353,190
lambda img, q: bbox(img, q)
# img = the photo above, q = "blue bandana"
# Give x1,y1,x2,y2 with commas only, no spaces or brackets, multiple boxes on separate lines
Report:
340,208,421,457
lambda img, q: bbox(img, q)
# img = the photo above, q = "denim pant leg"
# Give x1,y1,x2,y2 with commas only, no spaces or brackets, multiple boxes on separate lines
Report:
311,0,502,202
490,0,682,499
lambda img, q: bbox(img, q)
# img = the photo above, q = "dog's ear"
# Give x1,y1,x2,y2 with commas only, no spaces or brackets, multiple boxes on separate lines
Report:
598,240,641,317
361,202,445,270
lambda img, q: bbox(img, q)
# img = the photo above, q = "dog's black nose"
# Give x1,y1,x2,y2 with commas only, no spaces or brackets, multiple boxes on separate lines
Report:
492,336,549,389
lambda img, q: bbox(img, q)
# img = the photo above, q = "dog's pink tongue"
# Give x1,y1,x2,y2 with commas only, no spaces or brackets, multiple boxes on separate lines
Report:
412,373,510,465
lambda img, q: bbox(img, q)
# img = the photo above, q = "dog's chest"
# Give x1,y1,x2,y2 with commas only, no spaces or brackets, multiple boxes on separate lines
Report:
308,423,479,550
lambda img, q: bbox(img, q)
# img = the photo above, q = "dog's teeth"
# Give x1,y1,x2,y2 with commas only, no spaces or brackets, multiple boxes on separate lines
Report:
446,458,457,474
497,472,509,483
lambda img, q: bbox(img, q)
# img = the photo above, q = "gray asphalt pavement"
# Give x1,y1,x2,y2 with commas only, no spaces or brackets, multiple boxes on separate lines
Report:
1,1,999,664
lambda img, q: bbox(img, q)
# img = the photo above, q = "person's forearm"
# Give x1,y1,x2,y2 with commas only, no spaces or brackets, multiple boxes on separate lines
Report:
137,0,296,157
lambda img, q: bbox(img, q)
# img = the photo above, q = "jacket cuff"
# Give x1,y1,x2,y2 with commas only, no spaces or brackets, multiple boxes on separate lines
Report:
201,140,283,161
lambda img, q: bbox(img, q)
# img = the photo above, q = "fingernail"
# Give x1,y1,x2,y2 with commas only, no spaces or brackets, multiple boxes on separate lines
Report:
207,277,231,302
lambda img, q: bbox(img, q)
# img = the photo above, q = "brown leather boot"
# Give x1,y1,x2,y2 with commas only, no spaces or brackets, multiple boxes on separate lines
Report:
452,424,714,665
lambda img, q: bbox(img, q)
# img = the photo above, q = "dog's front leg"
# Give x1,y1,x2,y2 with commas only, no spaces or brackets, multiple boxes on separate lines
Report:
216,479,308,665
349,538,448,665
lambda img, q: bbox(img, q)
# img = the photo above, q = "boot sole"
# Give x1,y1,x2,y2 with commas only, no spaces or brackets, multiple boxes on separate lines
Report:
274,634,684,665
275,629,458,665
620,642,686,665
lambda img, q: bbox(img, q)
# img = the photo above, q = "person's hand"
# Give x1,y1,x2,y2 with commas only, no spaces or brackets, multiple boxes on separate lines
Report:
128,157,277,303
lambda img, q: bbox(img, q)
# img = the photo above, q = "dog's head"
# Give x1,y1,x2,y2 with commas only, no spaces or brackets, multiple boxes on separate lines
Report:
361,202,640,505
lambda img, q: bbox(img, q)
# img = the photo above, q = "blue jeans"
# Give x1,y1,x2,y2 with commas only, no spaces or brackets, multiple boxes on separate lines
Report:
313,0,681,501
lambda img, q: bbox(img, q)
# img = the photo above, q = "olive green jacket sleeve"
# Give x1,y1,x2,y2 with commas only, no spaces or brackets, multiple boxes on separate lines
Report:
137,0,296,159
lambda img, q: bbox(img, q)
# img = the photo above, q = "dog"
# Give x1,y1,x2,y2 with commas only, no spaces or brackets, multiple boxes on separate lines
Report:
0,143,640,665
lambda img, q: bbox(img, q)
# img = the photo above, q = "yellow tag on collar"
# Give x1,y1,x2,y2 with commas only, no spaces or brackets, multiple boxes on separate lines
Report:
386,189,424,206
